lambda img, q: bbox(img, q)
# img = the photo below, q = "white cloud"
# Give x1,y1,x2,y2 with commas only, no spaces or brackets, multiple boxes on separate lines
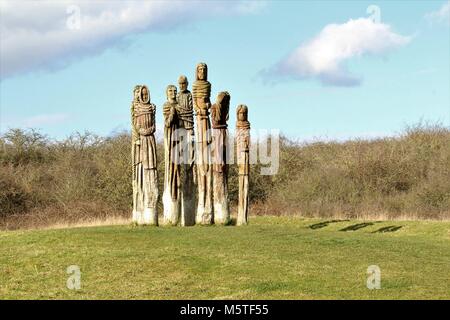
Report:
0,0,266,79
264,18,411,86
425,1,450,26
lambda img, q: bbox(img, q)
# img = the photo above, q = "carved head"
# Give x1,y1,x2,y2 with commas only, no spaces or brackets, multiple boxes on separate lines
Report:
178,75,188,92
166,85,177,102
216,91,230,108
196,63,208,81
133,85,142,101
139,85,150,104
237,104,248,122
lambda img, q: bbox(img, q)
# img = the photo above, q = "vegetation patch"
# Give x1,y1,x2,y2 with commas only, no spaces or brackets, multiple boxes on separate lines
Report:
0,217,448,299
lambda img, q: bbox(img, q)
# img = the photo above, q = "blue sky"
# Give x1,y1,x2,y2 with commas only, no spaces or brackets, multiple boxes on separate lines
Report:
0,0,449,140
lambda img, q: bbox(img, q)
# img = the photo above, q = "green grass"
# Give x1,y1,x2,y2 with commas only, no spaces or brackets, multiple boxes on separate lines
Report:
1,216,449,299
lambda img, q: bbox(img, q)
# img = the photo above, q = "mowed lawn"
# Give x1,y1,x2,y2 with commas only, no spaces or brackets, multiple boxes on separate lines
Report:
0,217,449,299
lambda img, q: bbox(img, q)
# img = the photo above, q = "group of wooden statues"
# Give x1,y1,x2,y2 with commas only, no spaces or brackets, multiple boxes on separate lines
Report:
131,63,250,226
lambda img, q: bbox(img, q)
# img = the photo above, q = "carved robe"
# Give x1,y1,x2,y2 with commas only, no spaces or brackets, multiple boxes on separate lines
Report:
132,86,158,225
236,118,250,226
163,101,181,225
177,89,196,226
211,92,230,224
193,71,213,225
192,79,212,175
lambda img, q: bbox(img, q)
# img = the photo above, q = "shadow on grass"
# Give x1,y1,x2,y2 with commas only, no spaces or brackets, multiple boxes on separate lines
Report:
339,222,376,232
372,225,403,233
309,220,350,230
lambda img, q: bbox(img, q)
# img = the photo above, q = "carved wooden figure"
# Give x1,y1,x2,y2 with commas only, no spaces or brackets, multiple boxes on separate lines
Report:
177,75,196,226
163,85,181,225
236,104,250,226
131,85,159,225
192,63,213,225
211,91,231,224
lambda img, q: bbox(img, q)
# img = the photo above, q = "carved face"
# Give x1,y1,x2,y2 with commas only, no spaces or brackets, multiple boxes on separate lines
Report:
133,86,141,101
238,108,247,121
197,65,207,80
167,86,177,102
141,87,149,103
179,79,188,92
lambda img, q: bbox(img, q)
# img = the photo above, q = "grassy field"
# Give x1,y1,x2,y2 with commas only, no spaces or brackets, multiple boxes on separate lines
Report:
0,216,449,300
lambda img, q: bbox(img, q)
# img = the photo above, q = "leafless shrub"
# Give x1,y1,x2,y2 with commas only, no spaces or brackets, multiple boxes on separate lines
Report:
1,123,449,230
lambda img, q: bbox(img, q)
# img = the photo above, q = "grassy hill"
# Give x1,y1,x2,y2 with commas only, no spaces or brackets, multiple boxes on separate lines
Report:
1,216,449,299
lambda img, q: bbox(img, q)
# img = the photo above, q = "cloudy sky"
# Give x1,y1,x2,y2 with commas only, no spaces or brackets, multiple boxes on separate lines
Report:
0,0,449,140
